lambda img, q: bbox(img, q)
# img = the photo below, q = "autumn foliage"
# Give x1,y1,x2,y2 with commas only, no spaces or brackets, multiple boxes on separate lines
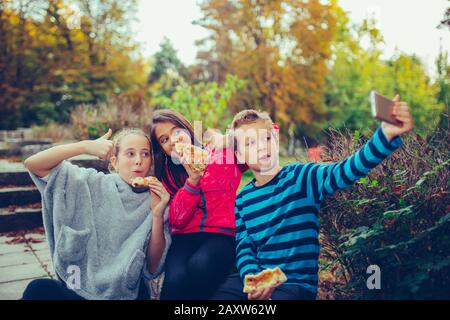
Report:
194,0,337,135
0,0,147,129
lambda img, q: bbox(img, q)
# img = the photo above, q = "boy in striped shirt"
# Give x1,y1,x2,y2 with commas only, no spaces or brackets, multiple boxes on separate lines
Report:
212,97,414,300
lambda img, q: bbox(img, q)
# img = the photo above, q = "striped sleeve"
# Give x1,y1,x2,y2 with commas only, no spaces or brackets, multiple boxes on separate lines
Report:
235,197,261,283
309,127,402,202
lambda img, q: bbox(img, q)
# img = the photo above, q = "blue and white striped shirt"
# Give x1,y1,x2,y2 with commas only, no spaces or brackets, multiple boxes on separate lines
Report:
235,128,402,294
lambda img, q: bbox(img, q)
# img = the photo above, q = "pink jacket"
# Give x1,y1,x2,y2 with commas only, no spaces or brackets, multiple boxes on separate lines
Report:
163,146,246,236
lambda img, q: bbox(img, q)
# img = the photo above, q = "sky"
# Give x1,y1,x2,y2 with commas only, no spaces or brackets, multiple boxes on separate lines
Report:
134,0,449,77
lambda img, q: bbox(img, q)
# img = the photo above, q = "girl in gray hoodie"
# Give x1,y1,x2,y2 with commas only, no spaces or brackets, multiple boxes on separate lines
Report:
22,128,171,300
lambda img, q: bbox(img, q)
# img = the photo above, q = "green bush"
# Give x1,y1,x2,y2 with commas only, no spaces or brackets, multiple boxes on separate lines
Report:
153,75,246,131
70,94,154,140
319,127,450,299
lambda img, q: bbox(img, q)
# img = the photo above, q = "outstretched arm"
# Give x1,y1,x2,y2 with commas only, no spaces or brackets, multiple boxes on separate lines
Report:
24,129,114,178
310,96,414,202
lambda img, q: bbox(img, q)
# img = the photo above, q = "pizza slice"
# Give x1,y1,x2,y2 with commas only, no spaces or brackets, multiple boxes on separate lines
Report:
130,176,158,188
243,267,287,294
175,142,209,175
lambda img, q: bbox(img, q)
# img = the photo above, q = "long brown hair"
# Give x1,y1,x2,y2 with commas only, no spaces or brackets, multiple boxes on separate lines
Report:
150,109,202,191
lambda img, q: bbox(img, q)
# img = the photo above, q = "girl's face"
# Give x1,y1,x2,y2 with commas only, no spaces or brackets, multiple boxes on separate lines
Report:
154,121,192,159
111,134,152,184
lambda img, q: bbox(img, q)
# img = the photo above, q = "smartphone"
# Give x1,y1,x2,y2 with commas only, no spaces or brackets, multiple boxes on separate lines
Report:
369,91,401,125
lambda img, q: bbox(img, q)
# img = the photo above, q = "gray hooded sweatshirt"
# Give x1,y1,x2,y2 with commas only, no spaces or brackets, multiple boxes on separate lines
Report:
29,160,171,300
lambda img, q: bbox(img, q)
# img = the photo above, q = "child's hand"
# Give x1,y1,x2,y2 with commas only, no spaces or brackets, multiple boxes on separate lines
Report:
248,287,275,300
148,179,170,217
173,137,204,186
381,95,414,141
83,129,114,160
182,160,202,186
175,149,202,186
205,132,231,150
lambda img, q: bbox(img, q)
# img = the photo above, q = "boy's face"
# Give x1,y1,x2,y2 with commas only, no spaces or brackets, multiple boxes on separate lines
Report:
234,120,280,174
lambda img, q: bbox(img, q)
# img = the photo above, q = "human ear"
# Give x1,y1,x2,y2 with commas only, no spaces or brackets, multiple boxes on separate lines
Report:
110,155,119,172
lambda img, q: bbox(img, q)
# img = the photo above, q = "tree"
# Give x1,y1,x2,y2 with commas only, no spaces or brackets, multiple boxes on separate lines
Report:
147,37,187,99
73,0,143,102
387,53,444,134
438,7,449,30
0,0,48,128
153,74,246,131
0,0,148,129
324,10,391,135
324,8,444,136
194,0,338,137
148,37,184,83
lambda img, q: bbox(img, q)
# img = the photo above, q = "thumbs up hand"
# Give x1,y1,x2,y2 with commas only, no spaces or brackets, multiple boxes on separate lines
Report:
84,128,114,160
100,128,113,140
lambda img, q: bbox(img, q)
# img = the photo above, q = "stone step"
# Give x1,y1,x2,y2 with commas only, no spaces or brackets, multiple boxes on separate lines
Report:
0,159,26,173
0,187,41,208
0,128,34,141
0,171,33,187
0,141,52,158
3,139,53,147
0,207,43,233
0,156,109,233
0,157,109,187
0,148,21,157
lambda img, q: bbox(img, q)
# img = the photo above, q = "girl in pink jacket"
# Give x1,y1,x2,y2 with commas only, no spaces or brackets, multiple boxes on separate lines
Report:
150,109,246,300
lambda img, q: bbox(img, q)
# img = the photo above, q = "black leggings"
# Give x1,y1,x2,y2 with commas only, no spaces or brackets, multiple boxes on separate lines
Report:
160,232,235,300
22,277,150,300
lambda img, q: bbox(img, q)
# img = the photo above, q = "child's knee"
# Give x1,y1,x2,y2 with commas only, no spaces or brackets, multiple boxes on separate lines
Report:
187,259,209,277
188,255,232,280
164,268,189,286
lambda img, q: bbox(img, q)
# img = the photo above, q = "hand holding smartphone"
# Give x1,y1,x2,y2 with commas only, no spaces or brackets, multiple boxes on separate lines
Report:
369,91,402,126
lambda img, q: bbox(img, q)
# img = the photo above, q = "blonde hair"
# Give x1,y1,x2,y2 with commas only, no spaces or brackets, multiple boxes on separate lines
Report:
108,128,151,172
230,109,274,151
231,109,273,130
